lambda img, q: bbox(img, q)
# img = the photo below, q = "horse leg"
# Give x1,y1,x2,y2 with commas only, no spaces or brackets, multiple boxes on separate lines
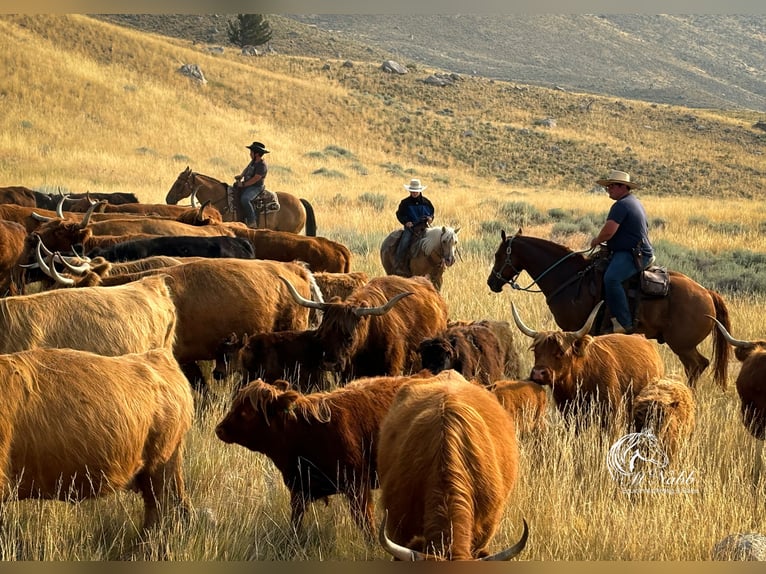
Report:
670,345,709,388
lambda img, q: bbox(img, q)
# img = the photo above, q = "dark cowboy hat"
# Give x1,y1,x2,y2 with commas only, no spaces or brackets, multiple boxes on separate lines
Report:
246,141,270,154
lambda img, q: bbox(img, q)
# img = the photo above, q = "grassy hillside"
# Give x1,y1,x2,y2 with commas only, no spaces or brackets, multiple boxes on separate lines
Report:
2,14,766,561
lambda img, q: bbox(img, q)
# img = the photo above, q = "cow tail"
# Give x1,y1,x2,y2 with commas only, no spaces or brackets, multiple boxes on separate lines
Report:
709,289,731,390
301,199,317,237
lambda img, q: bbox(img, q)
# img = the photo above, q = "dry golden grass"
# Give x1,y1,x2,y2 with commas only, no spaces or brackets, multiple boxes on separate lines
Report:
1,14,765,561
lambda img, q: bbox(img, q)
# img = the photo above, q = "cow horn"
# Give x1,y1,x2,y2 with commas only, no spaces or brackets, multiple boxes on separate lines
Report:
79,199,103,228
706,314,753,349
190,185,201,208
86,191,96,205
54,252,90,275
197,199,211,221
511,303,538,338
31,211,55,222
378,510,421,561
354,292,413,317
481,518,529,561
279,275,326,310
47,252,75,286
35,238,52,277
56,194,69,218
572,300,604,339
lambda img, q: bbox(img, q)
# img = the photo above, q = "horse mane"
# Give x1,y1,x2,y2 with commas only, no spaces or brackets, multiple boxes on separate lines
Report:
419,226,456,256
192,171,226,188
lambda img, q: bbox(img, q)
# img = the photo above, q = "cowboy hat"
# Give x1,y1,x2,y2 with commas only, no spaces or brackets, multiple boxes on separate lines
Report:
404,178,427,193
596,170,639,189
246,141,270,154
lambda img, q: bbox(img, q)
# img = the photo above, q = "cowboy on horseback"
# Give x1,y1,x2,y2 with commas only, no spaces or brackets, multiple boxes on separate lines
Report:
393,178,435,275
235,141,270,228
589,170,655,334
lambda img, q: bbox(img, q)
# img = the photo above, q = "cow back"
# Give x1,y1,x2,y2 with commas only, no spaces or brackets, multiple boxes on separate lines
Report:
378,376,519,559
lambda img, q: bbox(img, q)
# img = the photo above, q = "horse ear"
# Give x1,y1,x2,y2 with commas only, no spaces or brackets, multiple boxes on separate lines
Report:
454,226,461,234
517,228,523,236
501,230,507,241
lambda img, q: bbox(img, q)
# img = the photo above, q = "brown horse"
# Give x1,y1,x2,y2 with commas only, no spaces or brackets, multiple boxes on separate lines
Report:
380,225,460,292
165,167,317,236
486,229,731,389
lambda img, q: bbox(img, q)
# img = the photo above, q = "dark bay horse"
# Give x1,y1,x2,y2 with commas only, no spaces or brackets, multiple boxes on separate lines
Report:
486,229,731,389
165,167,317,236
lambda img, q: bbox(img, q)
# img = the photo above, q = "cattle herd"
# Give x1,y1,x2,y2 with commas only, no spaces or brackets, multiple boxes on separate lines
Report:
0,184,761,560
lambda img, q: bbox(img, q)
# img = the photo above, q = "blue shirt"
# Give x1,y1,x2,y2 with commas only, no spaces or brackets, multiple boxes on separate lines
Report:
606,193,653,255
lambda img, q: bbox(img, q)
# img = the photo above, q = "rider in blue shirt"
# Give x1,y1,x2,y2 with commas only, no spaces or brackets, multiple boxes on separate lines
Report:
394,179,435,274
590,170,654,334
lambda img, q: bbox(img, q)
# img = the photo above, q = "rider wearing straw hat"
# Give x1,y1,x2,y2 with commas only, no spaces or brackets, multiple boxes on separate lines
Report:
393,178,435,275
590,170,654,334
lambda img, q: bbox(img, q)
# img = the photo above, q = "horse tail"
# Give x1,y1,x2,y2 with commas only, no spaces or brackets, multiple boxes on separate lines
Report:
300,198,317,236
708,288,731,390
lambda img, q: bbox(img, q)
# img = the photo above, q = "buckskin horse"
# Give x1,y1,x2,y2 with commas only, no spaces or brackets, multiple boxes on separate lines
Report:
486,229,731,389
165,167,317,236
380,225,460,292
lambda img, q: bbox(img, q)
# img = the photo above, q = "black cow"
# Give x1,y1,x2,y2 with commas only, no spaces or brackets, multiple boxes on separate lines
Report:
86,235,255,262
34,191,140,210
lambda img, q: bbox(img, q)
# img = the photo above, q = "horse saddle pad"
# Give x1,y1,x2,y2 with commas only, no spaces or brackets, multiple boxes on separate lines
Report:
253,189,280,214
640,265,670,298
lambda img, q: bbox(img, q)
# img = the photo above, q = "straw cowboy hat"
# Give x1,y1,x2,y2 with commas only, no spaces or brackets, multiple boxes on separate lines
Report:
596,170,639,189
246,141,270,154
404,178,427,192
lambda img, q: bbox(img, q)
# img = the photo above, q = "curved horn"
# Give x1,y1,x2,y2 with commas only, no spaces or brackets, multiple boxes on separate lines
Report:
54,252,90,275
79,199,103,228
86,191,97,205
70,244,91,263
190,185,201,208
47,252,75,286
56,194,69,218
481,519,529,561
572,300,604,339
706,314,753,349
511,303,538,338
378,510,421,561
354,292,413,317
279,275,326,311
197,199,211,221
31,211,56,222
35,238,53,277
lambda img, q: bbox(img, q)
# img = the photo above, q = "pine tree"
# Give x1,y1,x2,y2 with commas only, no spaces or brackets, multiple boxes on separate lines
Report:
227,14,273,48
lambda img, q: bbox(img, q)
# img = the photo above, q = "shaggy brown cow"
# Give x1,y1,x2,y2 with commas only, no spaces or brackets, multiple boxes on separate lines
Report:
213,329,331,392
0,347,193,529
709,317,766,479
0,219,27,294
377,376,528,560
0,274,176,356
227,227,352,273
0,185,37,206
313,271,369,301
45,258,319,391
280,274,449,380
631,377,696,461
215,370,464,536
64,195,223,222
418,321,517,387
512,301,664,431
490,379,549,435
446,319,521,378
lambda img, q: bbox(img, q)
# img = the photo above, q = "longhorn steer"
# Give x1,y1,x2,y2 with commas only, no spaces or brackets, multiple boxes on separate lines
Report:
377,376,528,560
86,235,255,262
512,301,664,430
280,274,448,380
710,317,766,480
0,347,193,530
215,370,465,536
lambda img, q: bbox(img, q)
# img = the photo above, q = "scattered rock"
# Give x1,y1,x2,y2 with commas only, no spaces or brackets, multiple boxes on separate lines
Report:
381,60,408,74
533,117,557,128
241,45,260,56
753,120,766,132
178,64,206,84
711,533,766,561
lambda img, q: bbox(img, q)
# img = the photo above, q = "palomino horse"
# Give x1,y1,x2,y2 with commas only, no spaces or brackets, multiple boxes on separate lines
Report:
165,167,317,236
380,225,460,292
486,229,731,389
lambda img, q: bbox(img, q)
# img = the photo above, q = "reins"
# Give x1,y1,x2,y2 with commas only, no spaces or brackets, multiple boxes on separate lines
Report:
494,236,597,298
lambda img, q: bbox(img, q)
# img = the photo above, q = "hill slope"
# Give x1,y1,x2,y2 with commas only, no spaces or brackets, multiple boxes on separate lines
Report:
96,14,766,112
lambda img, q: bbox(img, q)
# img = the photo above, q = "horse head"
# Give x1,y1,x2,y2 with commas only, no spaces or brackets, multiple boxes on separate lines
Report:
165,166,194,205
487,228,524,292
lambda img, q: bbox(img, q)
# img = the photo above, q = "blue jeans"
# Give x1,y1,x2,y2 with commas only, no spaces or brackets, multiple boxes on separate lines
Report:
395,227,414,263
240,185,264,225
604,250,652,328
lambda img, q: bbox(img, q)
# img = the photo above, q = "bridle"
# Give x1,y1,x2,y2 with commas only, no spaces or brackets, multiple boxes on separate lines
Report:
492,235,595,295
